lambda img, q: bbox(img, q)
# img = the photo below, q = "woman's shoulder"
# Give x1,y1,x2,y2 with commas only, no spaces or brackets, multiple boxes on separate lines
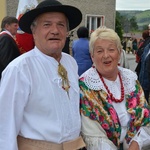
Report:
119,67,138,94
119,67,137,80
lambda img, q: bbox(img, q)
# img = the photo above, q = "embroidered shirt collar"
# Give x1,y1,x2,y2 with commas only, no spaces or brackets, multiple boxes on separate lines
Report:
80,66,137,94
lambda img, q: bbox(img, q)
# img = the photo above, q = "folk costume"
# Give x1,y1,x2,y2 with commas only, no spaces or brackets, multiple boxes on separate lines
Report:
80,66,150,150
16,32,35,54
0,30,20,78
0,47,84,150
0,0,85,150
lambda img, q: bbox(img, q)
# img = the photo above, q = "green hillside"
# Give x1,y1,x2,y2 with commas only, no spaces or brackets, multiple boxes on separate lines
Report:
118,10,150,30
135,10,150,28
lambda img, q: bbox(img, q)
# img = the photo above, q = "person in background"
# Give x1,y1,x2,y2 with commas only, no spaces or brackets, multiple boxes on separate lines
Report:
148,24,150,80
16,12,35,54
139,25,150,103
126,38,133,54
16,28,35,54
138,38,144,48
121,39,126,52
147,53,150,91
79,27,150,150
148,24,150,42
0,0,86,150
72,26,93,76
135,30,150,79
132,38,138,54
0,16,20,78
15,0,37,54
118,49,129,69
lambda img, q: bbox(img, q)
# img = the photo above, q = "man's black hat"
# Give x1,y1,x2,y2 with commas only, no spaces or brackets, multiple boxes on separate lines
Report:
19,0,82,34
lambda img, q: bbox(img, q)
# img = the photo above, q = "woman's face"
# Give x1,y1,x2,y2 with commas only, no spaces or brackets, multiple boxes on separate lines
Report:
91,39,121,79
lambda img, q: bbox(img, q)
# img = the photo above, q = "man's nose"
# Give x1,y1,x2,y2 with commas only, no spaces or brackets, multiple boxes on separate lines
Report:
50,24,59,35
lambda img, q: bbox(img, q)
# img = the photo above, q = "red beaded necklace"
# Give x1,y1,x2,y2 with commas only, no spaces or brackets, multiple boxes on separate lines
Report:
97,71,124,103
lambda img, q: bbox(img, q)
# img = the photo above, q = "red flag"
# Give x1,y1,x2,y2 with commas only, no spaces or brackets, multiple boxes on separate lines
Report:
16,0,38,54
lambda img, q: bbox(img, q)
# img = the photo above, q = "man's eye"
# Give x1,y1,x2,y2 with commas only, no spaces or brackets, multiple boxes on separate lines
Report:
58,23,65,27
44,23,50,27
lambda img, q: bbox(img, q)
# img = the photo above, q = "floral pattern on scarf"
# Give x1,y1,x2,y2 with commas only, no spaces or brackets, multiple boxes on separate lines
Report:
80,78,150,148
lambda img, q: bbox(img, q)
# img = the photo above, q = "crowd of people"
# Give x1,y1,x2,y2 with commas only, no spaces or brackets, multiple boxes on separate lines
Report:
124,37,138,54
0,0,150,150
121,29,150,104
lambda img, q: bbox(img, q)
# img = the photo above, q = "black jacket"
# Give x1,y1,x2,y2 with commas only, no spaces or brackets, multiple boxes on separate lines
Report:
0,33,20,78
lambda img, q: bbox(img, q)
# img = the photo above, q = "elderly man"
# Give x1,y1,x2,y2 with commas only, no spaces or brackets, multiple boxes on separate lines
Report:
0,0,85,150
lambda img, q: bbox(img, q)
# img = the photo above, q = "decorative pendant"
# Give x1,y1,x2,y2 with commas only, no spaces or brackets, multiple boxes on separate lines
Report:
58,63,70,96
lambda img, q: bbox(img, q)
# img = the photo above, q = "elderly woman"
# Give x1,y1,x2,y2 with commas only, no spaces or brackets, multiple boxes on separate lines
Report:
79,27,150,150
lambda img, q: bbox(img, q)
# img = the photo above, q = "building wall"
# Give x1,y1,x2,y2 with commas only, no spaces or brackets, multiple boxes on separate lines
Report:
59,0,116,30
0,0,42,30
5,0,116,30
6,0,42,17
0,0,7,26
4,0,116,48
3,0,116,52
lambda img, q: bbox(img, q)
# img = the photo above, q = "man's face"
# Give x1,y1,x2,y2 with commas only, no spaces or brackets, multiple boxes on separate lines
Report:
32,12,69,57
6,23,18,36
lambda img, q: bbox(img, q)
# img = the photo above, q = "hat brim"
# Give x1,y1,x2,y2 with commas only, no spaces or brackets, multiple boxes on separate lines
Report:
19,5,82,34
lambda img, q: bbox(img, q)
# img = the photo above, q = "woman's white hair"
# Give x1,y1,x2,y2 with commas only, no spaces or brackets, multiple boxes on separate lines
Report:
89,26,122,54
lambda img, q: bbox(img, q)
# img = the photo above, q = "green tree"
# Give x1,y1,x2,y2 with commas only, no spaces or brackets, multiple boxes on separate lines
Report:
115,11,123,40
142,24,149,30
129,16,138,31
122,17,130,33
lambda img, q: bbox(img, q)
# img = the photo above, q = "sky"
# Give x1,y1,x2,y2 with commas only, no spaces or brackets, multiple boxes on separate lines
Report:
116,0,150,10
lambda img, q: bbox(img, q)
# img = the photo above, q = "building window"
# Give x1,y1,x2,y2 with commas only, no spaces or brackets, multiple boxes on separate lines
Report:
86,14,105,33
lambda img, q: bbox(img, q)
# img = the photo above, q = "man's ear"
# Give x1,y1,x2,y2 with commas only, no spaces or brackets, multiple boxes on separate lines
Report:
5,24,9,30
